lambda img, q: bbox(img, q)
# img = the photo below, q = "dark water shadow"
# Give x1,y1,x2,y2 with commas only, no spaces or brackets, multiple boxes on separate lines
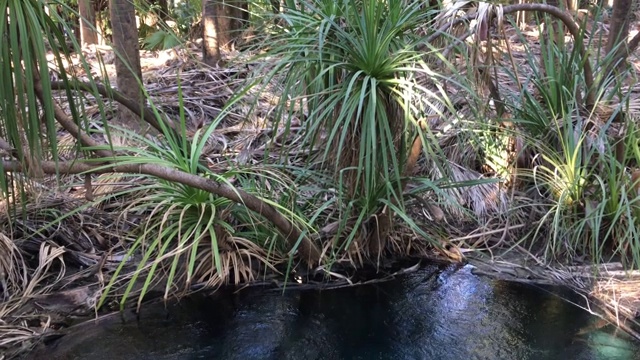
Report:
36,264,640,360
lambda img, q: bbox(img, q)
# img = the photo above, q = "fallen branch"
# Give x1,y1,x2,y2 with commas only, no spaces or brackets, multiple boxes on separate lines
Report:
36,76,321,267
50,80,174,135
34,79,114,160
450,223,526,242
1,159,322,267
567,262,640,279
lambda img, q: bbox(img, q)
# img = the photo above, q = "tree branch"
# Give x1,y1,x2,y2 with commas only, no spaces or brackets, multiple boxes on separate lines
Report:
37,79,322,267
50,80,175,134
426,4,596,109
502,4,595,107
2,159,322,266
611,29,640,72
627,30,640,56
34,78,114,159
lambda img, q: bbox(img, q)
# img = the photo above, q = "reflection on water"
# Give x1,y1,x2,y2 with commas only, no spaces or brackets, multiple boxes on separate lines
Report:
40,265,639,360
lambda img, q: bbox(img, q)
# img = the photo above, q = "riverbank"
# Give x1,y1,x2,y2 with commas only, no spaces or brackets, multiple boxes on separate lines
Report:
2,216,639,360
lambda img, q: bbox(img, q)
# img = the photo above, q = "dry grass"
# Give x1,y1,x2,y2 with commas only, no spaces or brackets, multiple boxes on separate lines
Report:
0,190,130,356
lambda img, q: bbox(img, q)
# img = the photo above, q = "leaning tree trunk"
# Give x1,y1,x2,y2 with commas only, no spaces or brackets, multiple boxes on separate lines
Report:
78,0,98,46
604,0,633,77
202,0,248,66
109,0,143,130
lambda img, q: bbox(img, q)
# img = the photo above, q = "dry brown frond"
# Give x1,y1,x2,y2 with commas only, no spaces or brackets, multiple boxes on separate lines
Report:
0,232,27,302
0,194,123,257
31,285,100,316
428,160,508,219
194,236,284,289
0,323,48,355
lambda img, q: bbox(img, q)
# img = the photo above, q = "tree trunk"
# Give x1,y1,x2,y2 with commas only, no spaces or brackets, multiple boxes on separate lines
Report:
79,0,99,46
564,0,578,12
156,0,169,20
109,0,144,130
605,0,633,75
202,0,248,66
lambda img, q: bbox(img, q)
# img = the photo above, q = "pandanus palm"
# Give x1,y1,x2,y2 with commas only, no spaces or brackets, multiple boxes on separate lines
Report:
0,1,319,309
0,1,72,179
252,0,447,260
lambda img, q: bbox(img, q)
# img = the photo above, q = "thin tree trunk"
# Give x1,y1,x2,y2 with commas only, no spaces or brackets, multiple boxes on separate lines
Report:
565,0,578,13
156,0,169,20
109,0,144,130
79,0,98,46
604,0,633,76
202,0,248,66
